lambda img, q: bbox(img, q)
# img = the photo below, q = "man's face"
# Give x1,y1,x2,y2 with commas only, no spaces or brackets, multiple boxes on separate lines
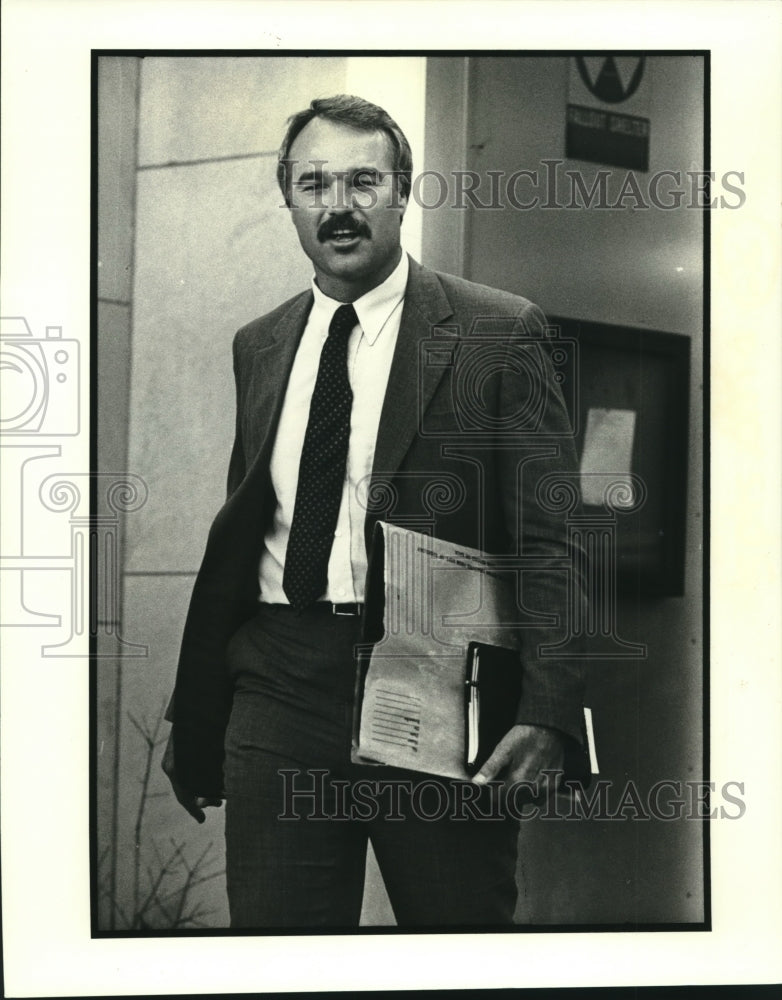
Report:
286,117,407,301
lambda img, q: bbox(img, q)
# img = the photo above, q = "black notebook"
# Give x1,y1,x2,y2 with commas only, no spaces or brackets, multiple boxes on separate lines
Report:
465,641,596,783
465,642,524,774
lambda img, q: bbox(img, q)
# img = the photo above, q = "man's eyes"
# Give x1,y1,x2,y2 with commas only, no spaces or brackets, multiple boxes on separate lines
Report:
353,171,381,188
295,172,382,192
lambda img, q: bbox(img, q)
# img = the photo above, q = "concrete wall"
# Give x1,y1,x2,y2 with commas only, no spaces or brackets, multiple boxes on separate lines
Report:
96,54,142,931
424,55,704,924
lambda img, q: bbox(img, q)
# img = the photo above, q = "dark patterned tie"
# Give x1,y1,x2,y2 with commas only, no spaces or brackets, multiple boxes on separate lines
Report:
283,303,358,609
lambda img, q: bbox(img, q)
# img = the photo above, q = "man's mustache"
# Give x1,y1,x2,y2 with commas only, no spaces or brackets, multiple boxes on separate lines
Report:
317,216,372,243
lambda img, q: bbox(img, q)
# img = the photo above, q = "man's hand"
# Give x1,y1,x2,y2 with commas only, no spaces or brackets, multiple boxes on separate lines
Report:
471,723,565,794
161,730,223,823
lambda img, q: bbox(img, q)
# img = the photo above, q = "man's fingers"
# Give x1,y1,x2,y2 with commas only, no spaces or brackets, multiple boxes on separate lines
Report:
170,785,204,823
472,734,514,784
161,728,222,822
186,802,206,824
176,792,221,823
471,724,568,790
168,774,222,823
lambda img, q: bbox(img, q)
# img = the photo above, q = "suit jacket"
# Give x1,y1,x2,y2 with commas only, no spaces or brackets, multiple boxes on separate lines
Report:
171,256,587,795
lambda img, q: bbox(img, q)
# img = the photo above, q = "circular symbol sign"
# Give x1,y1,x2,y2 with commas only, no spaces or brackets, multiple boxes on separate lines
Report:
576,56,645,104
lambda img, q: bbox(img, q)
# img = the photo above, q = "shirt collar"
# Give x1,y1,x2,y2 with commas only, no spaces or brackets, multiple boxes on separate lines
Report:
310,252,409,346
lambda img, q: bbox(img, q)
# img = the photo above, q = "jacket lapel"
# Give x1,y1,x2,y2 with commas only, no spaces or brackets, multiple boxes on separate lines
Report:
243,290,313,478
370,257,455,488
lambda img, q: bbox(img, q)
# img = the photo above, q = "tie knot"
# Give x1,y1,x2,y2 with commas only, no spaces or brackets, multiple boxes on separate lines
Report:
329,303,358,339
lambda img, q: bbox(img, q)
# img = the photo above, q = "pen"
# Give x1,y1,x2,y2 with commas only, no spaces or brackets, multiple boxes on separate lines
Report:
466,647,481,768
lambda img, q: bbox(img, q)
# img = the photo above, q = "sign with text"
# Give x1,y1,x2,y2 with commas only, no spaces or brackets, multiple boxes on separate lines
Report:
566,56,651,171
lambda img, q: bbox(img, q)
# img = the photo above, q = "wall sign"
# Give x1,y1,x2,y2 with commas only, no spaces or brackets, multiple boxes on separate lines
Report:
566,55,651,171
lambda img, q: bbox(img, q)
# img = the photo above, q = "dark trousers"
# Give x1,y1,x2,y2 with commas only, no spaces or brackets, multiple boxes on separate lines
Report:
223,604,520,929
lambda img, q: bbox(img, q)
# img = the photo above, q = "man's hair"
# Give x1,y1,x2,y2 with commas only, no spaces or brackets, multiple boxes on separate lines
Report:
277,94,413,206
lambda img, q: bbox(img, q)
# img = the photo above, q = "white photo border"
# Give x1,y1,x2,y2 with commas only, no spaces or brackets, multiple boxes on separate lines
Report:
1,0,780,995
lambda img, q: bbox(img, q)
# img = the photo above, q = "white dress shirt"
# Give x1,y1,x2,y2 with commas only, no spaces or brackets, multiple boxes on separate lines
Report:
258,253,409,604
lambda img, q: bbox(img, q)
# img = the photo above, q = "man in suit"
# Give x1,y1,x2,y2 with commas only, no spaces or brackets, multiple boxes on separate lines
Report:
162,95,586,928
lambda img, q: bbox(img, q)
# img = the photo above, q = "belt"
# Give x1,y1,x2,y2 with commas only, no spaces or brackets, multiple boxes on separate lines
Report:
326,602,363,616
260,602,364,616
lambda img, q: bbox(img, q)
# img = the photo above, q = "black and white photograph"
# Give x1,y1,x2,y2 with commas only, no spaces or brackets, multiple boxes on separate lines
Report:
93,50,706,934
1,1,781,996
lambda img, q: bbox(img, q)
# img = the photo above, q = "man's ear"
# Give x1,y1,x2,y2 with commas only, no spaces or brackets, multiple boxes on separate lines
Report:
396,182,409,219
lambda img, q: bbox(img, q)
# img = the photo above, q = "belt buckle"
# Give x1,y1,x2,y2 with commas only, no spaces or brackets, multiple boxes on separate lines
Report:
332,603,361,616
